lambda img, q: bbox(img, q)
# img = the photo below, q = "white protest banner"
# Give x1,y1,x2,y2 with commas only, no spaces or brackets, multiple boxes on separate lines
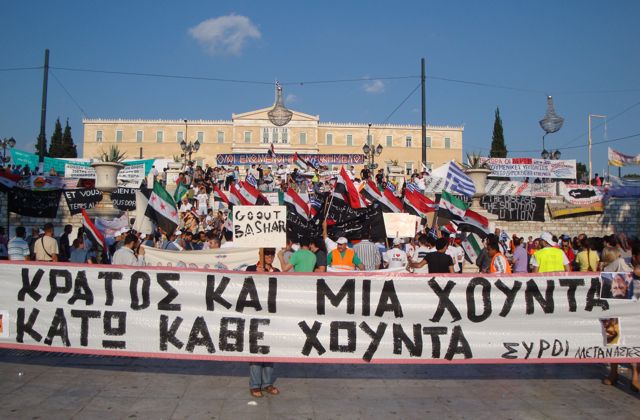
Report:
1,262,639,364
480,157,576,179
485,180,555,197
143,246,273,271
233,206,287,248
383,213,419,238
559,183,604,205
117,163,145,182
65,163,96,179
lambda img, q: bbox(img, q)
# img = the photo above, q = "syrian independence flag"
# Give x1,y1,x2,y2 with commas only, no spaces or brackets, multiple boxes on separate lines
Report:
238,181,270,205
438,191,468,221
461,232,483,263
213,184,231,206
81,208,106,251
403,189,436,218
293,152,316,171
173,182,189,203
146,181,179,235
229,182,247,205
361,180,403,213
284,188,311,220
458,208,490,238
333,166,367,209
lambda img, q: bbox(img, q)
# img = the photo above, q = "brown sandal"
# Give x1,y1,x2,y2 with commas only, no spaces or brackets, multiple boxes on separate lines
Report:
263,385,280,395
602,377,618,386
250,388,264,398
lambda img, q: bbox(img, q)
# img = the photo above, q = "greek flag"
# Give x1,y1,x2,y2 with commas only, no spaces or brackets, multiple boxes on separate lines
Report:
405,182,419,193
443,162,476,198
245,173,258,188
386,182,396,193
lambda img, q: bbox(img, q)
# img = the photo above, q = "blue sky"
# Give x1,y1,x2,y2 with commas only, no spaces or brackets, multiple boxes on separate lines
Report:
1,0,639,175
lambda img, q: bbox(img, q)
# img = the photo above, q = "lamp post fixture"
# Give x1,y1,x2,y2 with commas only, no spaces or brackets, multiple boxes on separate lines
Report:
541,148,561,160
0,137,16,167
180,119,200,168
362,124,383,170
588,114,607,185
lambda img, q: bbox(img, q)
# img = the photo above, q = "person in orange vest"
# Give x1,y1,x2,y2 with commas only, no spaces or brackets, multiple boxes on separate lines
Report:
327,237,365,271
486,235,512,274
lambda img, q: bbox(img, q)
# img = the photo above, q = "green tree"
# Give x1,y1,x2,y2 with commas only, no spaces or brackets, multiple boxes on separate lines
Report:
489,107,508,158
61,119,77,158
48,118,64,157
576,162,587,182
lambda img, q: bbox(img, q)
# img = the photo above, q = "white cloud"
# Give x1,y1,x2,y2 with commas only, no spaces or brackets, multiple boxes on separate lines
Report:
188,15,261,56
363,79,385,94
285,93,297,103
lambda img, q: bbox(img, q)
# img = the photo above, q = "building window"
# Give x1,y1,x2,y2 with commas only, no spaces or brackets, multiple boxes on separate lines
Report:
299,132,307,145
345,134,353,146
445,137,451,149
136,130,143,143
96,130,103,142
386,135,392,147
156,131,164,143
282,128,288,144
272,127,279,143
405,162,413,176
426,136,432,148
405,136,412,147
115,130,123,143
177,131,184,143
217,131,224,144
326,133,333,145
262,128,269,143
244,131,252,143
196,132,204,143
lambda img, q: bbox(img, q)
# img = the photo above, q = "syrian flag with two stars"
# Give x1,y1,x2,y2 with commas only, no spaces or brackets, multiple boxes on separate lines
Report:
229,182,247,205
212,184,231,207
145,181,179,235
238,181,270,205
333,166,367,209
81,208,106,251
361,179,403,213
284,187,311,220
403,189,436,218
458,207,490,238
293,152,317,171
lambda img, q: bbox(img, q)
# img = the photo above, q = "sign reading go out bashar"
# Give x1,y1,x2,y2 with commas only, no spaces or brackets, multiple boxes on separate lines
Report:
233,206,287,248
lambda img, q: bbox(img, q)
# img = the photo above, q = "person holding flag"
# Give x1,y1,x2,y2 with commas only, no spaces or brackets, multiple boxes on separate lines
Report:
486,235,511,273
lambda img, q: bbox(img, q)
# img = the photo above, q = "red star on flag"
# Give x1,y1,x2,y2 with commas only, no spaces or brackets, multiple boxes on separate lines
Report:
160,203,166,210
170,210,177,218
150,196,157,202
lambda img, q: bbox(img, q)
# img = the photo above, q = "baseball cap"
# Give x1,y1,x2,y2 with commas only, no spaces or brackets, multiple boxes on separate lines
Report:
174,229,182,236
540,232,556,246
336,237,348,245
393,238,403,245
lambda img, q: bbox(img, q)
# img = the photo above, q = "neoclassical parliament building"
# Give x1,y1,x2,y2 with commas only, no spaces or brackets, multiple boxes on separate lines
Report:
83,102,463,175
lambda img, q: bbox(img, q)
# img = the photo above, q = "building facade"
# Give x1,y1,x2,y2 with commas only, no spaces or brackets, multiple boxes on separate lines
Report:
83,106,463,175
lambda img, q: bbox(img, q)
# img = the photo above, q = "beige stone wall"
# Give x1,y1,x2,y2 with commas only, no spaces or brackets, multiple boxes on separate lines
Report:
83,106,462,173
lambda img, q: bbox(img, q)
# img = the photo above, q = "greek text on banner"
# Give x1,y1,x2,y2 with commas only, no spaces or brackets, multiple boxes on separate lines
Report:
0,262,638,364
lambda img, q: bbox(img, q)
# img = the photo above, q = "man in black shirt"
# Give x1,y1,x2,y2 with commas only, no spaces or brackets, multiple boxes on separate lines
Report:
410,237,454,273
246,248,280,272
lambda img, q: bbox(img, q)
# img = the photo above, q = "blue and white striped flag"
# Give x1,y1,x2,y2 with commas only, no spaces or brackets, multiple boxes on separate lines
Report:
443,162,476,198
386,182,396,193
245,173,258,188
405,182,419,193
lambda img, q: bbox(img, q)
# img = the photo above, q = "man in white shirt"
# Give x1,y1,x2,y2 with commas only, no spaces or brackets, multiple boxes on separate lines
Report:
383,238,408,269
445,237,464,273
195,185,209,219
8,226,30,261
112,233,145,266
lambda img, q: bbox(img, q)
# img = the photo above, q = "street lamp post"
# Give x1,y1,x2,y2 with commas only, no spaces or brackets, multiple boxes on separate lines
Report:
588,114,606,185
180,120,200,168
0,137,16,167
362,124,383,172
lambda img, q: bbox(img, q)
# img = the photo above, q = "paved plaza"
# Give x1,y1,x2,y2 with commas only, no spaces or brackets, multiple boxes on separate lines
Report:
0,350,638,419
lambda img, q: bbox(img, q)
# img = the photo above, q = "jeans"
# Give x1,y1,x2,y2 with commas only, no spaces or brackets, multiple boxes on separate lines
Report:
249,363,275,389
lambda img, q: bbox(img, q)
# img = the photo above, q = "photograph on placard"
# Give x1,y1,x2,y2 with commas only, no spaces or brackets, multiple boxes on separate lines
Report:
600,272,633,299
600,318,621,346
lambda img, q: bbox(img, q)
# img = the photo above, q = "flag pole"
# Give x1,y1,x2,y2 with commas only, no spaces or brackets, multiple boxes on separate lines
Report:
323,177,338,222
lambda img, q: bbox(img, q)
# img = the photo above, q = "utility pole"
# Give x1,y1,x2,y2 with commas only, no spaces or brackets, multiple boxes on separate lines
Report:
588,114,606,185
421,58,427,170
38,49,50,165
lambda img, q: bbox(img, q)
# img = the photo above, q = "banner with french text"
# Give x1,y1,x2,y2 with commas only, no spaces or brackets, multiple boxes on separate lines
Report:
0,262,638,364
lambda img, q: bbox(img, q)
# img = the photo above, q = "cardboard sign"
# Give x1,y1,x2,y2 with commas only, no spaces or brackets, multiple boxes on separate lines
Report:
233,206,287,248
383,213,419,238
